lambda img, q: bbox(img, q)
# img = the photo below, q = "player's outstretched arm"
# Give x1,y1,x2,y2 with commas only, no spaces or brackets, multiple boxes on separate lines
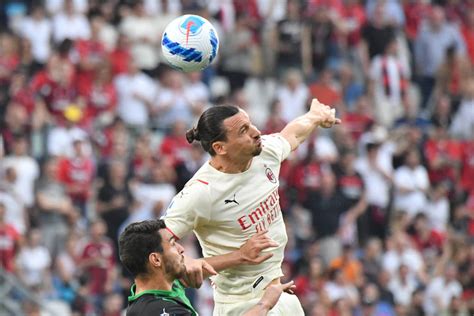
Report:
243,281,296,316
280,98,341,151
178,230,278,288
204,230,279,271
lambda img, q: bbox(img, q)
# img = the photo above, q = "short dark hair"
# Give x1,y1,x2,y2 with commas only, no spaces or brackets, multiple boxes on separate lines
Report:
186,105,240,155
118,220,167,278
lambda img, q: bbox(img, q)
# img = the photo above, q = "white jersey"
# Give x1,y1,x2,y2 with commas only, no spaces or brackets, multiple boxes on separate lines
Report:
163,134,291,302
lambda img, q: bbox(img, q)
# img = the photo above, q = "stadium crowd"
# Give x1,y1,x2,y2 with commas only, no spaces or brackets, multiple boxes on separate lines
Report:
0,0,473,315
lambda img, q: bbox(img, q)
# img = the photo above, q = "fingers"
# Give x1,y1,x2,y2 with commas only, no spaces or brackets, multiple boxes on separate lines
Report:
202,261,217,276
252,252,274,264
281,280,296,294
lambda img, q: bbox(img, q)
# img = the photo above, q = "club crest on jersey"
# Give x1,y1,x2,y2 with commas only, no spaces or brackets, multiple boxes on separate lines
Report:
265,167,277,183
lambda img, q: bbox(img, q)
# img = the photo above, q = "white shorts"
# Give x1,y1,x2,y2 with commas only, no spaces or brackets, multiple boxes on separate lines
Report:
213,292,305,316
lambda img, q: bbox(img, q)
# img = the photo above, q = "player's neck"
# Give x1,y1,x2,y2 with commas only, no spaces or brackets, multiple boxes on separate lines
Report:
134,272,173,293
209,156,252,173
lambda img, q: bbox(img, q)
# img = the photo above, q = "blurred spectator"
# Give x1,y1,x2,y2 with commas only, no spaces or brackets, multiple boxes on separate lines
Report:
408,213,444,255
0,201,21,272
388,263,417,307
329,243,363,285
74,10,108,94
462,10,474,65
324,267,359,308
119,0,160,73
382,232,426,282
114,60,156,129
54,234,80,306
450,76,474,139
393,148,430,219
424,182,450,234
365,0,405,28
355,142,393,239
360,237,383,284
57,138,95,218
414,5,466,109
36,158,77,255
369,36,410,127
19,5,52,66
152,69,194,129
79,61,117,130
309,67,342,108
15,229,52,294
273,0,304,75
96,159,131,250
424,264,463,316
1,134,39,209
333,149,367,245
220,12,255,92
79,219,117,313
277,69,309,123
52,0,90,43
423,123,462,189
433,45,472,103
0,169,26,235
303,169,349,264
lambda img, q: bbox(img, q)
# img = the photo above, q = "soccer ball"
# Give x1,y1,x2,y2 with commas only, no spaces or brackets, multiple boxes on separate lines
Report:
161,14,219,72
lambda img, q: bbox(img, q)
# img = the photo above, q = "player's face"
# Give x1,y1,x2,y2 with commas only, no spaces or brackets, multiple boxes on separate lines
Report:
221,110,262,159
159,231,186,279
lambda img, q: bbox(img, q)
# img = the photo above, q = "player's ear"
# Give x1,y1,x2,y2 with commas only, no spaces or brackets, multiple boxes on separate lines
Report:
149,252,162,268
212,141,227,155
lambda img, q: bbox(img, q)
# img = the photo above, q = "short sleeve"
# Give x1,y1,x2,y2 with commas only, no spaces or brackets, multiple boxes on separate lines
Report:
262,134,292,162
162,180,211,239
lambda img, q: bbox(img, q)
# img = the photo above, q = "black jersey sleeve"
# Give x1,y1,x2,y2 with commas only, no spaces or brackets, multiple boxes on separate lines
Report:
127,296,193,316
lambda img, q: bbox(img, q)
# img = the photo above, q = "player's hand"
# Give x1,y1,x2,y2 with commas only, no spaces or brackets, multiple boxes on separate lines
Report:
309,98,341,128
181,257,217,288
258,281,297,311
239,230,279,265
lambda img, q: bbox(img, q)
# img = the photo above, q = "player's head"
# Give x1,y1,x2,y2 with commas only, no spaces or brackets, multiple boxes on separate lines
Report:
119,219,185,280
186,105,262,158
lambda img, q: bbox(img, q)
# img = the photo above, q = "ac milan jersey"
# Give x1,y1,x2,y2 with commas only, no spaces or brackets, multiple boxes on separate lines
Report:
163,134,291,301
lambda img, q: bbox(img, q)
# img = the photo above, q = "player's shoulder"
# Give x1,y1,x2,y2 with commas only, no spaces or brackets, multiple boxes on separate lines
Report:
127,295,193,316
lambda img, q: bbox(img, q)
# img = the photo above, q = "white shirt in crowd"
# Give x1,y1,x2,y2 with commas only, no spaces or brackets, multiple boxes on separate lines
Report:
382,248,424,278
355,154,393,208
164,134,291,303
450,98,474,140
388,274,418,306
16,245,51,287
370,55,410,106
46,0,88,14
52,11,90,43
277,83,309,123
120,15,160,70
393,165,430,219
0,191,26,234
2,155,39,207
47,126,90,157
20,16,52,63
423,196,449,234
114,71,157,126
424,277,462,316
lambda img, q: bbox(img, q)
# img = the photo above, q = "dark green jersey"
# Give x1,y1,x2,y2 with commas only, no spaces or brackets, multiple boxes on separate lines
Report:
126,280,198,316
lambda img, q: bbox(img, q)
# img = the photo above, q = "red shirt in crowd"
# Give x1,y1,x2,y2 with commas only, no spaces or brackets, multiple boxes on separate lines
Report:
109,48,131,76
0,224,20,272
159,135,192,166
462,25,474,66
75,39,107,93
460,140,474,193
0,55,19,85
31,68,78,123
57,156,94,202
341,2,366,47
341,111,373,142
424,138,462,185
403,2,431,41
81,239,115,295
79,81,117,126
